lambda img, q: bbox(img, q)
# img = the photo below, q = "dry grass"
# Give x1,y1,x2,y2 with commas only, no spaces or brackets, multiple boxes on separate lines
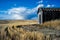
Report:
0,20,37,27
0,20,60,40
0,25,45,40
43,20,60,30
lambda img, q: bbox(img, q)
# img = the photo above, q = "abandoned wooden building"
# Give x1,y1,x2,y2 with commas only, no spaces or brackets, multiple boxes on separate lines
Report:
37,8,60,24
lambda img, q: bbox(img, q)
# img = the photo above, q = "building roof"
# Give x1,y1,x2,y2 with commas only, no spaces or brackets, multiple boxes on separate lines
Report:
38,7,60,12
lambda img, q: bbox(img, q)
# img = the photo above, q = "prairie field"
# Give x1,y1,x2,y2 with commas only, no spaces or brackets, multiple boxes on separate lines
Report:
0,20,60,40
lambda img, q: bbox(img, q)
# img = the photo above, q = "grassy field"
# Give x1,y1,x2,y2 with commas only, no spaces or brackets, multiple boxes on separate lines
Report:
0,20,60,40
0,20,37,26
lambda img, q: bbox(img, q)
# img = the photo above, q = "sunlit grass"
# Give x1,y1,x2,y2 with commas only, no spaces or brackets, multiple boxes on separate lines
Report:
0,20,60,40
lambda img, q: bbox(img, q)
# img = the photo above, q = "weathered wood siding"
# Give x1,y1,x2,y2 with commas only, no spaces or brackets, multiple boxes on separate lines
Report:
38,8,60,23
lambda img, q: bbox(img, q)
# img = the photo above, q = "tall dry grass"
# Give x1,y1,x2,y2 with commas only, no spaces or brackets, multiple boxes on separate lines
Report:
43,20,60,30
0,20,60,40
0,25,46,40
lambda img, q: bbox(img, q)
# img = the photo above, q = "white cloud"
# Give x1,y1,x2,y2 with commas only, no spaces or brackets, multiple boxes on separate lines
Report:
36,4,44,8
46,4,55,7
12,14,25,19
2,7,37,20
37,0,43,4
7,7,27,20
8,7,26,14
37,0,55,8
46,5,51,7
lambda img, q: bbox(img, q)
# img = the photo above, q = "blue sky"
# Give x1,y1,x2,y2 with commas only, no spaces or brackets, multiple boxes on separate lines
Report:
0,0,60,20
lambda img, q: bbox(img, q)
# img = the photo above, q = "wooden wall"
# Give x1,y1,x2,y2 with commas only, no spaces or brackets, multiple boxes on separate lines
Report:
43,11,60,22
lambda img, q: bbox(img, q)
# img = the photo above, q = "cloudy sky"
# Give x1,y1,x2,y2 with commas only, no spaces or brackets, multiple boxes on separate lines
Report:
0,0,60,20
